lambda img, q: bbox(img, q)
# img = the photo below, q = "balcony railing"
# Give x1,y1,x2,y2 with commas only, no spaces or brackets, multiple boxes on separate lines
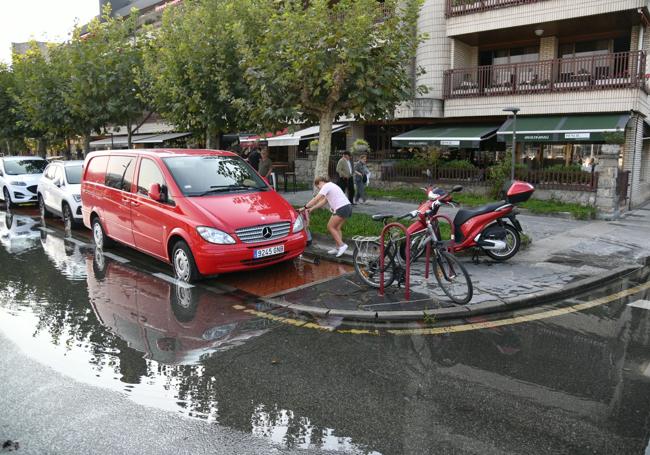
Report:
444,51,647,99
446,0,548,17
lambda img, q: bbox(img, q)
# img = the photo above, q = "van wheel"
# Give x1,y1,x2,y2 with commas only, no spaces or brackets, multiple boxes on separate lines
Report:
39,195,52,219
171,240,200,283
92,217,114,249
3,187,13,209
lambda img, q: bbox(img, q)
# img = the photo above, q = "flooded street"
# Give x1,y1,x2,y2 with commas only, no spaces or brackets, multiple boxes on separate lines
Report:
1,207,649,454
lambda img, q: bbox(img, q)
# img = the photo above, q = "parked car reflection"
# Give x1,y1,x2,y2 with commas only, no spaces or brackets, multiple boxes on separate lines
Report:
39,230,88,281
87,249,274,365
0,211,41,254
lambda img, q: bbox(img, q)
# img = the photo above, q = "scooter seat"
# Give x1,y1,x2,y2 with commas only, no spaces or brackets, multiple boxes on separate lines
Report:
454,202,510,232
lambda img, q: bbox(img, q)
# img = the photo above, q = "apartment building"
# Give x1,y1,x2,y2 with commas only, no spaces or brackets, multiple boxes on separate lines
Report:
371,0,650,207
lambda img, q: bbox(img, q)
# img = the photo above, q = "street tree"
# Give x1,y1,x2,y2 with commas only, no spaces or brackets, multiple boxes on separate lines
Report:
145,0,262,148
11,43,70,157
241,0,426,178
67,6,149,152
0,64,24,154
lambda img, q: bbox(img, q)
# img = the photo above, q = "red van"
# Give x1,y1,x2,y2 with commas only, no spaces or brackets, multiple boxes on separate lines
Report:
81,149,307,282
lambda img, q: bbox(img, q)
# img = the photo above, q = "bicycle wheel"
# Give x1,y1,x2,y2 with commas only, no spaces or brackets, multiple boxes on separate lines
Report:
432,250,473,305
353,241,396,288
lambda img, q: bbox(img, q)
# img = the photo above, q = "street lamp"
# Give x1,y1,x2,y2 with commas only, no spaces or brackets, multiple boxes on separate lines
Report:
503,107,520,182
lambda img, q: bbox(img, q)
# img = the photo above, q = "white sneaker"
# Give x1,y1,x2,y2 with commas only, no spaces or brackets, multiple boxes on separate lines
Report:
336,244,348,257
327,248,338,255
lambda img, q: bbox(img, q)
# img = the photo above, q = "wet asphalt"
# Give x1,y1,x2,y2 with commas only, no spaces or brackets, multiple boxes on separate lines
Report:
0,207,649,455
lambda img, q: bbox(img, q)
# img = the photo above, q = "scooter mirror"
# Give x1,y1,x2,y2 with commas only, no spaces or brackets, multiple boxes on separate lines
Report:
452,185,463,193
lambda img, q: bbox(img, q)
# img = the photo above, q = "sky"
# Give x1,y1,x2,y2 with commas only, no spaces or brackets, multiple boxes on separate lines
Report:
0,0,99,65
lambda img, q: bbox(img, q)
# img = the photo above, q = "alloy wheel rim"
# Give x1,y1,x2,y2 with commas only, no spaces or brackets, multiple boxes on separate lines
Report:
93,222,103,249
174,249,190,282
493,230,516,257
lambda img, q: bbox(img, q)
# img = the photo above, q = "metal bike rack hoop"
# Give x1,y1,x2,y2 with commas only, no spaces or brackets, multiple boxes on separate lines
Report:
379,222,411,300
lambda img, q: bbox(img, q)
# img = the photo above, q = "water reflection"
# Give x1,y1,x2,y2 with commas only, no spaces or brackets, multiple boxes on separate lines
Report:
0,211,41,254
40,230,89,280
89,249,273,365
0,215,649,454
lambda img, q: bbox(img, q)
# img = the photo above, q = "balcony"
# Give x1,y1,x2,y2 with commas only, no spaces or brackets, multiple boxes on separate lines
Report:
444,51,647,99
445,0,548,18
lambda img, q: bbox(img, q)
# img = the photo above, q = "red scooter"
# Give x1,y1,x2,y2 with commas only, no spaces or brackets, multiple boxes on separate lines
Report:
405,181,534,261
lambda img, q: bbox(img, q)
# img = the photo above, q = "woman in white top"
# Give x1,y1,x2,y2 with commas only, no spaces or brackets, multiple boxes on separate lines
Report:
300,176,352,257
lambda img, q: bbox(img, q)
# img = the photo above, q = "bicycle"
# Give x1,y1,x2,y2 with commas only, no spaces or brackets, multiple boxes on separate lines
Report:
352,211,473,305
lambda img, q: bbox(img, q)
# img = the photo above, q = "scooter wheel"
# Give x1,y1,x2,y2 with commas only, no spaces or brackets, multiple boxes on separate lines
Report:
484,224,521,261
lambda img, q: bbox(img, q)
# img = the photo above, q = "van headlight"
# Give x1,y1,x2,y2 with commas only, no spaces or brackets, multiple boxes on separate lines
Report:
197,226,236,244
9,181,26,186
292,214,304,233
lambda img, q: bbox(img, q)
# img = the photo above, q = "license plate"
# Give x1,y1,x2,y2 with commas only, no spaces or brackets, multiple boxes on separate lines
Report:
254,245,285,259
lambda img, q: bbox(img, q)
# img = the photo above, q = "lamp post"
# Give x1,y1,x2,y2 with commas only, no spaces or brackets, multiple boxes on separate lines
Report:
503,107,520,182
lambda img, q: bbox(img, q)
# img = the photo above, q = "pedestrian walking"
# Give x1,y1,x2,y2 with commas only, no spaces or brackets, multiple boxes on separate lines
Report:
258,149,273,185
300,176,352,257
353,154,370,204
336,151,355,203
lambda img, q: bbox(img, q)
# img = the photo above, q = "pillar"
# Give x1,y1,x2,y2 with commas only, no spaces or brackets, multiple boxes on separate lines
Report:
539,36,558,60
596,145,621,220
623,115,643,207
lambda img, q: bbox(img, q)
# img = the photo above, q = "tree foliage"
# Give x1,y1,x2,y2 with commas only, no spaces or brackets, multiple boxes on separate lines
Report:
241,0,426,177
145,0,262,147
67,6,149,149
0,63,24,153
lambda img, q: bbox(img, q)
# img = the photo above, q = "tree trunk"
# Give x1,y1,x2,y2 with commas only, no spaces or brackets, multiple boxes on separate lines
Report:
127,121,133,149
37,139,47,158
206,125,220,149
65,138,72,160
83,133,91,158
314,110,336,180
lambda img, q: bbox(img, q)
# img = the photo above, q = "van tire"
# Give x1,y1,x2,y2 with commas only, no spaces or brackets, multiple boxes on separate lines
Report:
171,240,200,283
92,216,114,249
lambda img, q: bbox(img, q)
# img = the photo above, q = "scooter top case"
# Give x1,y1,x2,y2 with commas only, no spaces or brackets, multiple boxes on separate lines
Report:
506,181,535,204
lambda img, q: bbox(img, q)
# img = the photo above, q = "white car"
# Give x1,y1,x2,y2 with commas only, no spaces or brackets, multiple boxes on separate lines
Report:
0,211,42,254
0,156,48,207
37,160,84,229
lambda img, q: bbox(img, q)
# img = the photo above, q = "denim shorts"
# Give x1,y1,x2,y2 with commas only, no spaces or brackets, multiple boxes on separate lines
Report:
335,204,353,219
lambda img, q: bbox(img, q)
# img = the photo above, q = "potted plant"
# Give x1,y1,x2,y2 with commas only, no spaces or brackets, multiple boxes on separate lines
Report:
352,138,370,154
309,139,319,152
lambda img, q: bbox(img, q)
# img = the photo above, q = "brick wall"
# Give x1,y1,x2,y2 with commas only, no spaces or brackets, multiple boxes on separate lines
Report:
451,39,477,69
539,36,558,60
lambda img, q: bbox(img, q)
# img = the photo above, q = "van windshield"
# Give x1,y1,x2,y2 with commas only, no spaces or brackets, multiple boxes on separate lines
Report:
162,155,268,197
4,159,48,175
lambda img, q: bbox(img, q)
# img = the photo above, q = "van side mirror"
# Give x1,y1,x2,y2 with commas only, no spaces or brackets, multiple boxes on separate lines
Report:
149,183,162,202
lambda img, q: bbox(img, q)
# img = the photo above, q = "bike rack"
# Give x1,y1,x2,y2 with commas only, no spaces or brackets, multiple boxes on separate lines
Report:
379,223,411,300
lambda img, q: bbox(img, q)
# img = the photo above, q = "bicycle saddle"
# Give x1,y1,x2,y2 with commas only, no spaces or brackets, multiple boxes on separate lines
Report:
372,214,393,221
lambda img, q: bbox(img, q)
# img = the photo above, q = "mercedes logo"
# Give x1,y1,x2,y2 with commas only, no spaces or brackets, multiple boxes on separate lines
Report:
262,227,273,239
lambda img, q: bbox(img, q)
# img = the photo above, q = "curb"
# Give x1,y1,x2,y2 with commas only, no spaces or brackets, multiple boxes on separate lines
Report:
267,261,647,323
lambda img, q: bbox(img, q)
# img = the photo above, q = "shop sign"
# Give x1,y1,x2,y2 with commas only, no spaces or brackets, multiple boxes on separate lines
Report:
565,133,590,139
522,135,551,141
440,140,460,146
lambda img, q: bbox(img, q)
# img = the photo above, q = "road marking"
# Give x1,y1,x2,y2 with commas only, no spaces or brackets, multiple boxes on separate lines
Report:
64,237,92,248
229,281,650,337
151,272,194,289
388,281,650,336
627,299,650,311
38,227,55,233
102,252,130,264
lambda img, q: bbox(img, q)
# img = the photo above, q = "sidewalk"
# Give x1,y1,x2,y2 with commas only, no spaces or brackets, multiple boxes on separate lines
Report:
276,191,650,321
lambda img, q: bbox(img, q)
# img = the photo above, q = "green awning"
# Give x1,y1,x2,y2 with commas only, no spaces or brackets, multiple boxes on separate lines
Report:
391,125,499,148
497,114,630,143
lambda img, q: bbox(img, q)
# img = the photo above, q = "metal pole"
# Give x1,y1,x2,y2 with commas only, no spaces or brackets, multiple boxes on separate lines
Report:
511,112,517,182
